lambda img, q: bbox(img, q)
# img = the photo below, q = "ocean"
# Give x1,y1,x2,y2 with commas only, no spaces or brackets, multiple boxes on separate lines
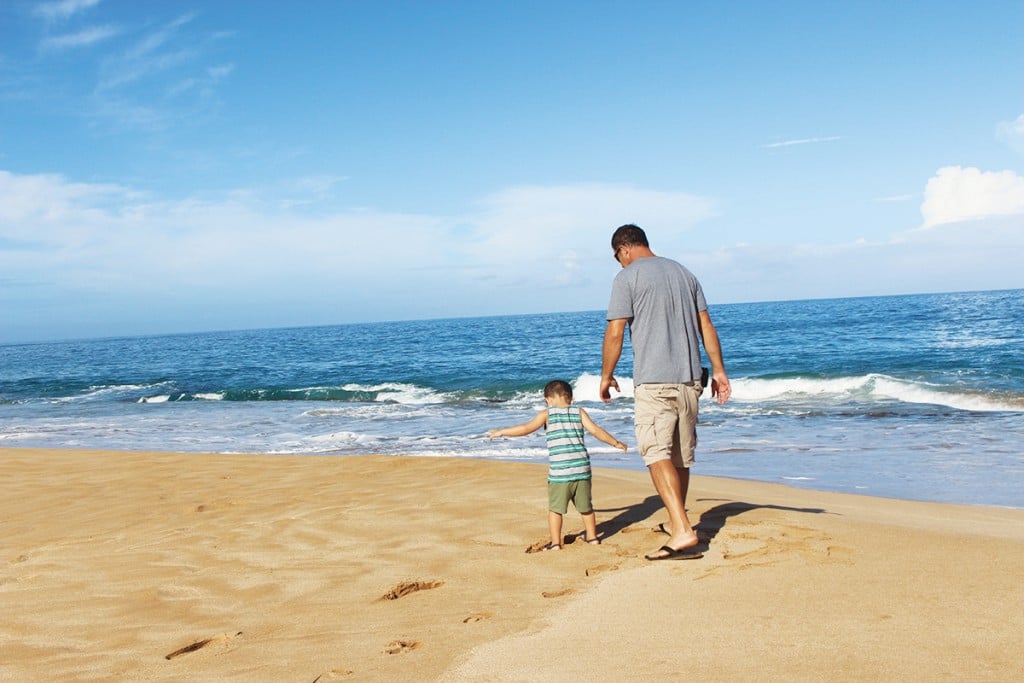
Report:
2,289,1022,508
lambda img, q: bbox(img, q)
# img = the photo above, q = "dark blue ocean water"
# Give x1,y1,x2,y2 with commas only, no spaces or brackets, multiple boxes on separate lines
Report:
2,289,1022,507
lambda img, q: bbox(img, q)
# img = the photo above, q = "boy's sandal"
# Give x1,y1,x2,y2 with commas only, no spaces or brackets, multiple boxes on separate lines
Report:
543,542,561,551
584,537,601,545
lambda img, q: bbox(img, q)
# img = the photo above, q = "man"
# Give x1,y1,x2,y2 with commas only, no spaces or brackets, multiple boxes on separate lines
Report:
600,224,731,561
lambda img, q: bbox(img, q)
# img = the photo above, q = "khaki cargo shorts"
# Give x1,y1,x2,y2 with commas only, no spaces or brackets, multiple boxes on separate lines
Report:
634,381,702,468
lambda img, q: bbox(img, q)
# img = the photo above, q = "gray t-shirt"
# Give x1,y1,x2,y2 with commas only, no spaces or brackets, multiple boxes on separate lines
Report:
607,256,707,385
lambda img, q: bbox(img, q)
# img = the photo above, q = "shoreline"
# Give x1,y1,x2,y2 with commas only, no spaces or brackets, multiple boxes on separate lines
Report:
2,447,1023,680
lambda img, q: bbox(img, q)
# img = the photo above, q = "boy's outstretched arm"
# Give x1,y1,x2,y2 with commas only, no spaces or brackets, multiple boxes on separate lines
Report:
579,408,627,452
489,410,547,439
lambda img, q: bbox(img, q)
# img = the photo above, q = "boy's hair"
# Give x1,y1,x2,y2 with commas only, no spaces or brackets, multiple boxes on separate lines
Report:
611,223,649,251
543,380,573,401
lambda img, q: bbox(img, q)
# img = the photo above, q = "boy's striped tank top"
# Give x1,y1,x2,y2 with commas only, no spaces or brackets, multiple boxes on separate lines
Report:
546,406,591,483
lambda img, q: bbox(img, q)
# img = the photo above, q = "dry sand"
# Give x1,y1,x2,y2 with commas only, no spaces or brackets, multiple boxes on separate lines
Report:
1,447,1022,681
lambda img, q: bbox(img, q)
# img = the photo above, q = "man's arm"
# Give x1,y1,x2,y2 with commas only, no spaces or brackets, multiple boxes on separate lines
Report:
697,310,731,404
600,318,628,402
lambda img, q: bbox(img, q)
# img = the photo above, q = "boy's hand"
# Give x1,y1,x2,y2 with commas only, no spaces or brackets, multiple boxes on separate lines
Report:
615,441,627,453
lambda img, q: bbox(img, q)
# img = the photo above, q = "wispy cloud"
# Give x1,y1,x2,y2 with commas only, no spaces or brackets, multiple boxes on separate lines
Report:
40,24,119,51
34,0,101,22
97,14,198,91
996,113,1024,154
763,136,842,149
207,63,234,80
166,63,234,98
73,11,237,133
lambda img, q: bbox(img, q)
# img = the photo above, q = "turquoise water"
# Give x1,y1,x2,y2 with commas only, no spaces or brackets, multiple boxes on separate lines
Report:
2,289,1022,507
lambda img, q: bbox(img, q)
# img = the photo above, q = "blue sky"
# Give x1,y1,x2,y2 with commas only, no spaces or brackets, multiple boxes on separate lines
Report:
1,1,1022,343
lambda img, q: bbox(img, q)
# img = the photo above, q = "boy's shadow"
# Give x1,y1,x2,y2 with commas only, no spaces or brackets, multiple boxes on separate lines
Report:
592,495,827,551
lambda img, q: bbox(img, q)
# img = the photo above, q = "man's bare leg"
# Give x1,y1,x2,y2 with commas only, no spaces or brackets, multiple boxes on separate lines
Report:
659,466,692,536
678,465,690,510
647,460,698,551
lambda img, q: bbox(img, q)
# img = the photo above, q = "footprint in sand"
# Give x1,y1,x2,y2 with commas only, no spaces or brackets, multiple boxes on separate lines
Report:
313,668,354,680
158,584,201,600
379,580,444,601
713,524,839,571
384,640,421,654
193,498,250,513
826,545,854,563
585,563,619,577
541,588,575,598
462,612,492,623
526,539,564,553
164,631,242,660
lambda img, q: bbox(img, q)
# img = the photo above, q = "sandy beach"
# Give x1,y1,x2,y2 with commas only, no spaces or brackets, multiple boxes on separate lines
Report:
1,448,1022,681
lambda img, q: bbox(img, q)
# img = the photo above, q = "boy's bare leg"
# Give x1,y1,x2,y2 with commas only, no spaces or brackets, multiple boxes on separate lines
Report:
581,511,599,542
648,460,698,550
548,511,563,547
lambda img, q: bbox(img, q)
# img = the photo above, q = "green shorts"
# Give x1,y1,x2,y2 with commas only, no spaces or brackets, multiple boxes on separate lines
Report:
548,479,593,515
634,381,702,468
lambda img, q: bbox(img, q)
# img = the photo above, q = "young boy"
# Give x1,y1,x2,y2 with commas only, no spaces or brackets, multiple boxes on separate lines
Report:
489,380,627,550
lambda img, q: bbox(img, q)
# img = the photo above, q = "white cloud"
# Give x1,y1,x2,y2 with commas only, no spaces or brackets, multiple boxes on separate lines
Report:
920,166,1024,227
40,25,119,51
97,14,197,91
207,63,234,80
996,114,1024,154
0,174,719,334
762,136,841,149
0,169,127,235
166,63,235,98
470,183,715,252
0,169,449,291
68,13,236,133
461,183,716,291
2,168,1020,342
34,0,101,22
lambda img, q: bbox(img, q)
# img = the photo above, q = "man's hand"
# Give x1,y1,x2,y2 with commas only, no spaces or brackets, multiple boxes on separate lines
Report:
711,373,731,404
599,375,620,403
601,319,627,403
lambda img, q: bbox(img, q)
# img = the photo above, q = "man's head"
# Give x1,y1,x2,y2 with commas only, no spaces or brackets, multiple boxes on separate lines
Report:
611,224,651,265
543,380,573,404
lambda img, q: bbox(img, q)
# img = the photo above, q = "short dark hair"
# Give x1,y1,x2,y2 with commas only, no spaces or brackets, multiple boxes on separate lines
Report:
544,380,573,401
611,224,649,251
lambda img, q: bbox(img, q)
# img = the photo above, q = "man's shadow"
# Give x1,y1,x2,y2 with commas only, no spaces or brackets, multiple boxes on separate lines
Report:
592,495,827,551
